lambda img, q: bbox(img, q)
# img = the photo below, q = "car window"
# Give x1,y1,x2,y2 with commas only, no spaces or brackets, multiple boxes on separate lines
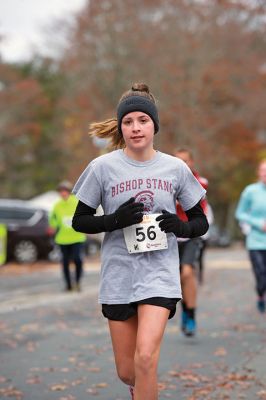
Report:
0,208,36,222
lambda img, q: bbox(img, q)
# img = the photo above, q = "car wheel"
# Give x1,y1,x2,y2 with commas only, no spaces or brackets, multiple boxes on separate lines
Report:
14,240,38,263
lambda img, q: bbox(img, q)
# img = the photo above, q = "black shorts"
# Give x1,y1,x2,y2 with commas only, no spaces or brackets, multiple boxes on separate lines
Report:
178,238,203,269
102,297,181,321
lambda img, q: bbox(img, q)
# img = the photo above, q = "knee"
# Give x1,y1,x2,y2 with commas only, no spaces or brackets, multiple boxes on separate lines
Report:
134,349,156,375
116,365,134,386
181,265,194,280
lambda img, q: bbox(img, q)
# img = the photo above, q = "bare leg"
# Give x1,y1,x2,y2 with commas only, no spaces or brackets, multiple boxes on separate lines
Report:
134,305,170,400
108,315,138,386
181,264,197,308
198,241,206,284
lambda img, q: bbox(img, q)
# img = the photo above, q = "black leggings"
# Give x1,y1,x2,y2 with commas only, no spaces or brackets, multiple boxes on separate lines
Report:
60,243,84,289
249,250,266,297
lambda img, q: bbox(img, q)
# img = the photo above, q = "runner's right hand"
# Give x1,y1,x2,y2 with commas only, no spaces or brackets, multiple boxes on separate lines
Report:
114,197,144,229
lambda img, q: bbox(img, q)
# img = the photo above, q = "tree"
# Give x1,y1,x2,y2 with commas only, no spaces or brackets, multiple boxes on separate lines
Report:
1,0,266,232
0,59,66,198
52,0,265,229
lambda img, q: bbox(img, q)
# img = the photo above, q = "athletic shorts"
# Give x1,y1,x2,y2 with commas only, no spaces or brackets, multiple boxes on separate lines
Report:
102,297,181,321
178,238,203,269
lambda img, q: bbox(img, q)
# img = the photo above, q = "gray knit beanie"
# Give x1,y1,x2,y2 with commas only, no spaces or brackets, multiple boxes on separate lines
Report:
117,95,159,135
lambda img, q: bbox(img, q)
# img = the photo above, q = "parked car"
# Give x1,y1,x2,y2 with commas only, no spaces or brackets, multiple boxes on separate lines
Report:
0,199,54,263
30,192,103,257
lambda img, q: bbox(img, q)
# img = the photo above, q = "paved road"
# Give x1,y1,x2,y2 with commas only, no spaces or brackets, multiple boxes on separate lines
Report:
0,245,265,400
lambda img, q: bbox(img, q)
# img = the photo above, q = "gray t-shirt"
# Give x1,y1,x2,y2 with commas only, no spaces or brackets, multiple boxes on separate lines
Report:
73,149,206,304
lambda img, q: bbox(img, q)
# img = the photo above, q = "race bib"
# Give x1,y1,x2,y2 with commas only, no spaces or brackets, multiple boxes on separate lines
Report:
123,214,168,254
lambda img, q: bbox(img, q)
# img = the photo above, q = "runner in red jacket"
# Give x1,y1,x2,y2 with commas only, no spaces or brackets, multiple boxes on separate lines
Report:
175,148,209,336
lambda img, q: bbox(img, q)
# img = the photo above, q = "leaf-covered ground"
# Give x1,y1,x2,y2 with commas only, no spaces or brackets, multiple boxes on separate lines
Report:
0,247,265,399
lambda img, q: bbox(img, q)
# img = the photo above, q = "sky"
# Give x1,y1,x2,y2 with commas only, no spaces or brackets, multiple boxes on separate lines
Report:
0,0,87,62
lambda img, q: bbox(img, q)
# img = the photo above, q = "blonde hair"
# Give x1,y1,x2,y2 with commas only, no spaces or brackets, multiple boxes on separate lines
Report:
88,83,156,150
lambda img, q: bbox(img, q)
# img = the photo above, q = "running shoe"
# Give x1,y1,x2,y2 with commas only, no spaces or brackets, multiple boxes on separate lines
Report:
73,282,81,292
184,317,196,337
257,299,265,313
181,310,188,333
129,386,134,399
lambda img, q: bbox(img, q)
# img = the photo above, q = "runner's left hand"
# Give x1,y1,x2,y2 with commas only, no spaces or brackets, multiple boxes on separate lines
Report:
156,210,188,237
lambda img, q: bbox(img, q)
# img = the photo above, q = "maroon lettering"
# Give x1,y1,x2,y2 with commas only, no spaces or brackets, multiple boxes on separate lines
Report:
125,180,131,191
112,178,173,197
164,181,169,192
120,182,125,192
169,183,173,193
132,179,137,190
152,178,157,189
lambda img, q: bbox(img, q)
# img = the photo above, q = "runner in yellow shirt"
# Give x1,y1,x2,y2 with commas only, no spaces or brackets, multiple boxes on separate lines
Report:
49,181,86,291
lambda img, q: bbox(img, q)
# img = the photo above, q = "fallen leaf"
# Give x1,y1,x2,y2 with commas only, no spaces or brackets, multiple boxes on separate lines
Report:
0,386,23,399
87,367,101,372
86,387,99,395
26,341,38,352
26,375,42,384
95,382,108,388
227,373,255,382
158,382,167,391
50,384,68,391
214,347,227,356
71,379,83,386
257,390,266,399
20,323,39,332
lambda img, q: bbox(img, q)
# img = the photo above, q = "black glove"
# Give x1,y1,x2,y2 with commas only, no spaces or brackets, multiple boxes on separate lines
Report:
156,210,191,237
104,197,144,231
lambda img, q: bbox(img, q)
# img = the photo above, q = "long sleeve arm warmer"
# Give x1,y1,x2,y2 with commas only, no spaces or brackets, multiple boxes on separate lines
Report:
72,201,114,234
72,200,208,238
156,201,209,238
183,202,209,237
72,197,144,234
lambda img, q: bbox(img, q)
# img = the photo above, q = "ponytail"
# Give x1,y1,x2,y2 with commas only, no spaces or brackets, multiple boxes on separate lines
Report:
89,118,125,149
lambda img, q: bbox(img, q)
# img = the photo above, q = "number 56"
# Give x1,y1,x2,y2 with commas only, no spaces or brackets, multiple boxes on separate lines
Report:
136,226,156,242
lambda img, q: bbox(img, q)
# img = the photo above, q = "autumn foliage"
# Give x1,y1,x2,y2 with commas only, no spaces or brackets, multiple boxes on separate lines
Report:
0,0,266,228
